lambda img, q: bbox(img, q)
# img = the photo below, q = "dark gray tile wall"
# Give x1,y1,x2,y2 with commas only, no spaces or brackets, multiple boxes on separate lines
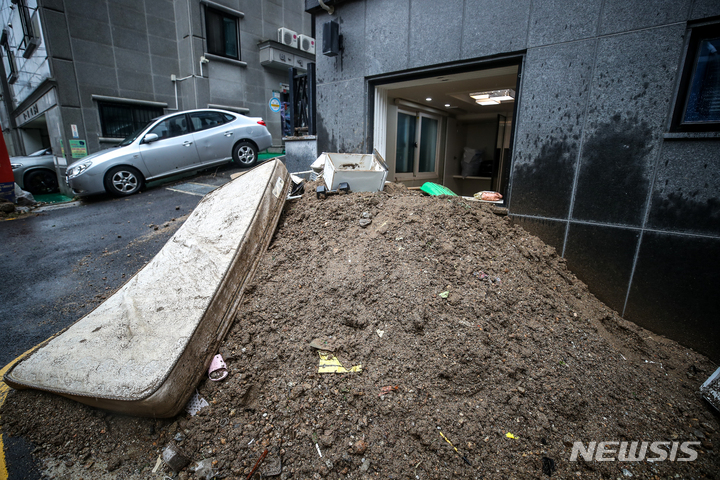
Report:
647,140,720,236
527,0,601,47
564,223,639,314
625,232,720,361
572,25,686,226
599,0,693,35
510,40,595,219
510,216,566,255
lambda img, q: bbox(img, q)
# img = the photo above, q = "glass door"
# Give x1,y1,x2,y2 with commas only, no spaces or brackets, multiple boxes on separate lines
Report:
396,110,416,174
395,110,441,180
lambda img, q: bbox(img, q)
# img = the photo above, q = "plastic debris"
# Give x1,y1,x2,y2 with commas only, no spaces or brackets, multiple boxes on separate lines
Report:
161,443,190,472
193,458,215,480
420,182,457,196
208,354,229,381
309,337,335,351
700,366,720,412
151,455,162,473
318,352,362,373
439,291,449,299
438,431,472,466
506,432,517,439
379,385,399,396
260,448,282,477
185,391,210,416
473,191,503,202
376,329,385,338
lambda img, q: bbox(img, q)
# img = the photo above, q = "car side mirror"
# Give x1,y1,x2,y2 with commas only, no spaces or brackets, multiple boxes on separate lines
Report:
143,133,159,144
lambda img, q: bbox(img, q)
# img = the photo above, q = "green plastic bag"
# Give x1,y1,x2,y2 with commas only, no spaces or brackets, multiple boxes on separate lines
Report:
420,182,457,196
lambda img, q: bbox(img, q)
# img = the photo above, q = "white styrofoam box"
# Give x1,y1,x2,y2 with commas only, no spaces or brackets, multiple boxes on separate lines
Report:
321,152,388,193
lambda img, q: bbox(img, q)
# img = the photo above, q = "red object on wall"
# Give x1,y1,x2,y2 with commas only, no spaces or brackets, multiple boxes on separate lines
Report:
0,129,16,202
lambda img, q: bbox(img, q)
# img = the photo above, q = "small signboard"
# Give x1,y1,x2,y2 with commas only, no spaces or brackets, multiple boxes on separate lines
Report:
269,97,281,113
69,139,87,159
71,124,79,138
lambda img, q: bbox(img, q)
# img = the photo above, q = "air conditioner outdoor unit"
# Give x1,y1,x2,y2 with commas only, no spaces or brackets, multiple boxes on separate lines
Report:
277,28,298,49
298,34,316,54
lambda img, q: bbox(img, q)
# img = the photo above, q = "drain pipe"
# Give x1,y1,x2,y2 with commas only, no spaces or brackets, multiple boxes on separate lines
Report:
318,0,334,14
169,74,198,111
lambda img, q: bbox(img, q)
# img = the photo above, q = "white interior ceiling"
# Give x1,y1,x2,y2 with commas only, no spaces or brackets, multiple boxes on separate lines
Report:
383,65,519,121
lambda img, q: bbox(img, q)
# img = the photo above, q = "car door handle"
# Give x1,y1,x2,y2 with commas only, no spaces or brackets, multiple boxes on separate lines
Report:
183,141,193,147
224,131,233,137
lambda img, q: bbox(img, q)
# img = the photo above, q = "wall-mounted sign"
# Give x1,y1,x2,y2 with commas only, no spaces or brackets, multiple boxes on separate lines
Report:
15,88,57,127
269,97,281,113
71,124,79,138
69,139,87,158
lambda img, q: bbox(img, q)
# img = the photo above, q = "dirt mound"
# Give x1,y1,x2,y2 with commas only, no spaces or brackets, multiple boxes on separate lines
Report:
2,184,718,479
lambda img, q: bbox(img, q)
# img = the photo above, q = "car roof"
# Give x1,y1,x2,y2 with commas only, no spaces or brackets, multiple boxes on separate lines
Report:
151,108,241,123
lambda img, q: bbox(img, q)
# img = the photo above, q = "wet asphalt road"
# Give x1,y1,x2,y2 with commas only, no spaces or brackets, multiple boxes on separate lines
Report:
0,161,251,479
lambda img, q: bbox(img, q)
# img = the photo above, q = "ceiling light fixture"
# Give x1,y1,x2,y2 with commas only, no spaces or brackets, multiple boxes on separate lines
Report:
445,103,451,107
470,89,515,105
426,97,432,101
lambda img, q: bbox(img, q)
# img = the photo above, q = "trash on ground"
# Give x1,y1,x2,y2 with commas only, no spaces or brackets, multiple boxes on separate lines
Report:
316,182,350,199
318,352,362,373
438,431,471,466
439,291,449,299
192,458,216,480
420,182,457,196
473,191,503,202
208,354,229,381
309,337,335,351
541,456,556,476
161,443,190,472
246,448,268,480
506,432,517,439
376,329,384,338
310,155,325,173
701,366,720,412
186,391,210,416
14,183,36,206
151,455,162,473
260,448,282,477
379,385,398,396
320,150,388,193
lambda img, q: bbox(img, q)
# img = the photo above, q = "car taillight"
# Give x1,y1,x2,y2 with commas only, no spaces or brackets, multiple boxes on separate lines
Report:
257,120,266,126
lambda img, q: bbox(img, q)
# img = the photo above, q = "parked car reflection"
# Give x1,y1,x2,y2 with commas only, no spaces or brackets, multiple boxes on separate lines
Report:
66,109,272,197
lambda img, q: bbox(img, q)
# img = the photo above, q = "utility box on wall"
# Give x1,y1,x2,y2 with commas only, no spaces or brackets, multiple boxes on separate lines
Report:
322,21,340,56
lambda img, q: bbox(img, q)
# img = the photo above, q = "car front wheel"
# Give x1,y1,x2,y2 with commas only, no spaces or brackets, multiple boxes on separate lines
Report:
104,166,144,197
232,141,258,168
24,169,59,195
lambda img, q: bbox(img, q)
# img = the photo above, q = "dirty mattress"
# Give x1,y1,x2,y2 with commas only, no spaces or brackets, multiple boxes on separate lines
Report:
4,159,290,417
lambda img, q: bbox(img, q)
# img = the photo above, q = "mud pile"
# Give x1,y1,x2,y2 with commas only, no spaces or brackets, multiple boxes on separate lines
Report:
2,183,718,479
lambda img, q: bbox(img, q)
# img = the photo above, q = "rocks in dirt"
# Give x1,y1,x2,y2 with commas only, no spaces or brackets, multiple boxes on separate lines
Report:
359,218,372,228
352,440,368,455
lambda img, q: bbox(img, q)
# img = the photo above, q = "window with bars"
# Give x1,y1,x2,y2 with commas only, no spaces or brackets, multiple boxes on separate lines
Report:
205,7,239,60
672,23,720,132
98,103,164,139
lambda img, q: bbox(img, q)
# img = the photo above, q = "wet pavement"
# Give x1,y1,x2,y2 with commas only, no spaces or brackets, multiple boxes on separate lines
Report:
0,160,261,478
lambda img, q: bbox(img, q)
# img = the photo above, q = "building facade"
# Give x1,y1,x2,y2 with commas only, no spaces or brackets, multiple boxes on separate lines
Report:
0,0,314,193
305,0,720,361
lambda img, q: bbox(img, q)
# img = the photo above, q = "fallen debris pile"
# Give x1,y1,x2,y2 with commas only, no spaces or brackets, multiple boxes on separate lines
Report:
2,183,718,479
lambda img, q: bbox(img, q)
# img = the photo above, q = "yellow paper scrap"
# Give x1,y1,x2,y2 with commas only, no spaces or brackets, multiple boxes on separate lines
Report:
318,352,362,373
506,432,516,439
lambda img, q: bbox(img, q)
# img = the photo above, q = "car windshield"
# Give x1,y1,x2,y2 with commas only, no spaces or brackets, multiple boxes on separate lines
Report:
117,119,156,147
29,148,51,156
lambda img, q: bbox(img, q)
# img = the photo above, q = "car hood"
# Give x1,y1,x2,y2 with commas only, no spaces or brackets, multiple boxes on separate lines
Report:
66,146,133,170
10,154,54,164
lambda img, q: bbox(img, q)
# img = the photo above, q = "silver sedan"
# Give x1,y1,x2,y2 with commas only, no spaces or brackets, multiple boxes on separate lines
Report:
66,109,272,197
10,147,59,195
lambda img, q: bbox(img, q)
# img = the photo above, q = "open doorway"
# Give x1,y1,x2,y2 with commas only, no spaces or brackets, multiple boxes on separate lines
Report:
372,62,520,198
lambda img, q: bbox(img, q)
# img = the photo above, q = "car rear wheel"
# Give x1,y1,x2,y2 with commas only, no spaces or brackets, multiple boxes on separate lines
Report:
104,166,144,197
232,141,258,168
24,169,59,195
